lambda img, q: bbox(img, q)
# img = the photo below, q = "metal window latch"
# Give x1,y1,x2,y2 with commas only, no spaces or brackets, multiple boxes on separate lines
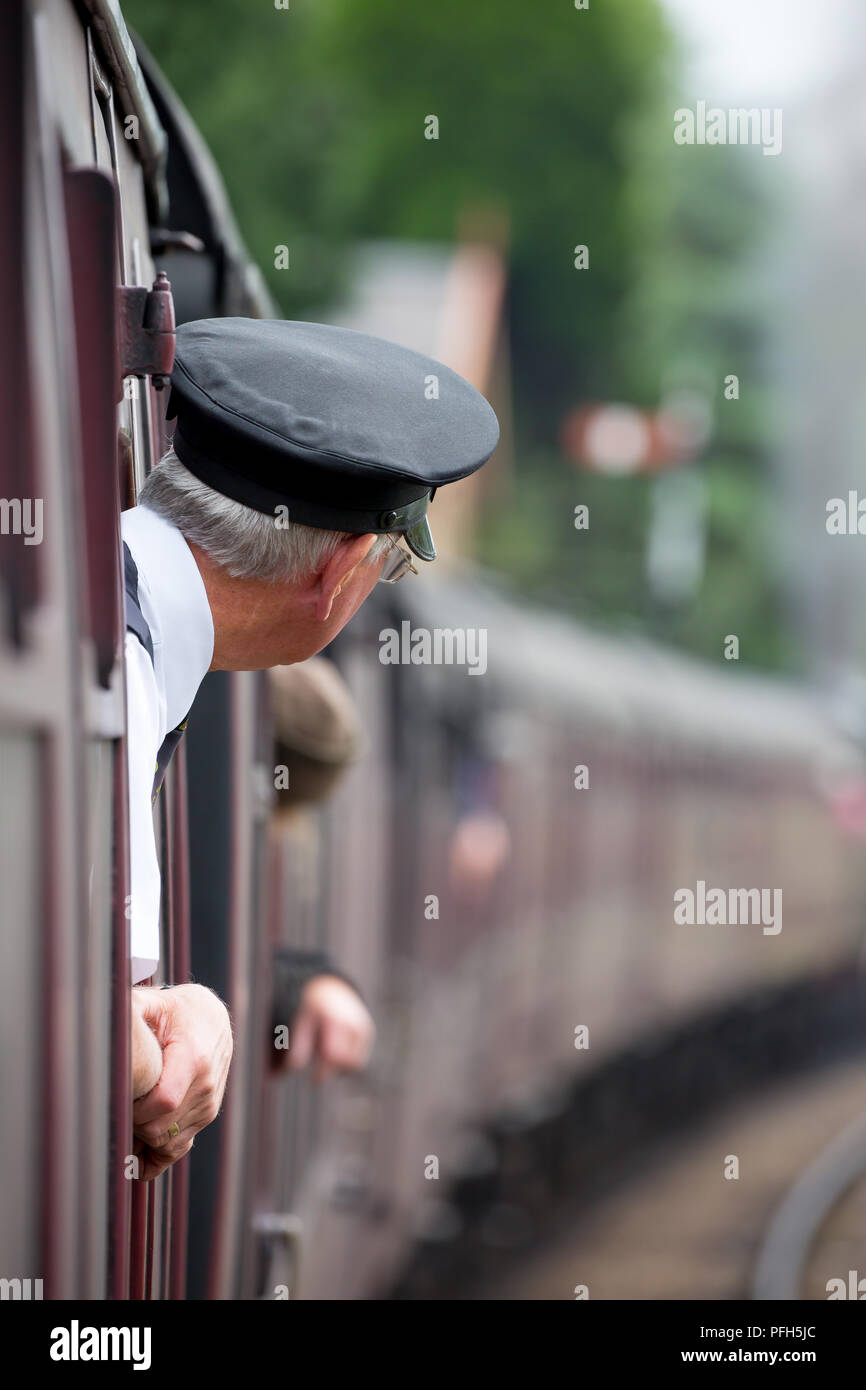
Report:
117,270,176,389
253,1212,304,1299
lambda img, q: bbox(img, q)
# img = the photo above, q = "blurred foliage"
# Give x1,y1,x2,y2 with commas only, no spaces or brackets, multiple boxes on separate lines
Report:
125,0,791,672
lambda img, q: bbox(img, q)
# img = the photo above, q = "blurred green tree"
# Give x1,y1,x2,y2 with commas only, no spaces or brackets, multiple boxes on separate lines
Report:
126,0,667,419
123,0,789,671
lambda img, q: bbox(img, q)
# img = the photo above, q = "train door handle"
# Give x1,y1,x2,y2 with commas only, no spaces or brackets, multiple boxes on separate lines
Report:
253,1211,304,1299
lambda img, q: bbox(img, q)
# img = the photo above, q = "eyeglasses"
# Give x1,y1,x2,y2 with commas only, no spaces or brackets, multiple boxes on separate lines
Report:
377,533,419,584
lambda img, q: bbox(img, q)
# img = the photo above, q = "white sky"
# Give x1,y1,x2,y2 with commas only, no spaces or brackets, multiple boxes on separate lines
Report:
660,0,860,104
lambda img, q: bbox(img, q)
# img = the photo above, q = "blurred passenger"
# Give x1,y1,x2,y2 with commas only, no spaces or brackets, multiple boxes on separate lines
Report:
268,658,374,1082
448,810,512,910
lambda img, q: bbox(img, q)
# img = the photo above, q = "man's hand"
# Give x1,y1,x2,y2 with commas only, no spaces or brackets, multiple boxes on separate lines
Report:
131,991,164,1100
132,983,233,1181
285,976,374,1082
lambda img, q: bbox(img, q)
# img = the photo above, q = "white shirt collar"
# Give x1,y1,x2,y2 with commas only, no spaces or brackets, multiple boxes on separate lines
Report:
121,504,215,732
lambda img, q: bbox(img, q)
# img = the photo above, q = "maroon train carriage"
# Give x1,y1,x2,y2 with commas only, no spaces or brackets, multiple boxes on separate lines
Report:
3,0,865,1303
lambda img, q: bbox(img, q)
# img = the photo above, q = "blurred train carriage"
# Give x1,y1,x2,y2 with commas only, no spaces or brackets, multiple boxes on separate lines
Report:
2,0,865,1302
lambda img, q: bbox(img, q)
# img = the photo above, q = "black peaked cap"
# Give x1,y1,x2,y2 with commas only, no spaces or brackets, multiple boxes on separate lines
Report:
166,318,500,561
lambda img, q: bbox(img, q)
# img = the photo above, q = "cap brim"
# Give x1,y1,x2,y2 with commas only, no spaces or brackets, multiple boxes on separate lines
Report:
403,515,437,562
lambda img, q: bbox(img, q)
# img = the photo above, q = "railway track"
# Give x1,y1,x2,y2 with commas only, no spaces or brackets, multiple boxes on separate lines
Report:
754,1108,866,1301
480,1053,866,1300
390,970,866,1299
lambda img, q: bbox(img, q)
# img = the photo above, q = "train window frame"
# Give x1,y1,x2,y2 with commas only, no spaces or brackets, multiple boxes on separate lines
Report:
87,30,127,279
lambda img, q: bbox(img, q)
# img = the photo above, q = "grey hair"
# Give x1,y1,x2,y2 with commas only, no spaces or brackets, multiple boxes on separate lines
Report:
138,448,390,582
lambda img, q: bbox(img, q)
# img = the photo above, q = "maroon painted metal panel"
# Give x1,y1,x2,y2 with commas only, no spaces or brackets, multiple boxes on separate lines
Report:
166,742,191,1299
129,1184,148,1300
63,166,122,688
63,163,135,1299
0,0,37,643
205,673,247,1300
109,736,133,1300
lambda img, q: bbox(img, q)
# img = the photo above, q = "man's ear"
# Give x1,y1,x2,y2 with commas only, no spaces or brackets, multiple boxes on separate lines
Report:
314,533,378,622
